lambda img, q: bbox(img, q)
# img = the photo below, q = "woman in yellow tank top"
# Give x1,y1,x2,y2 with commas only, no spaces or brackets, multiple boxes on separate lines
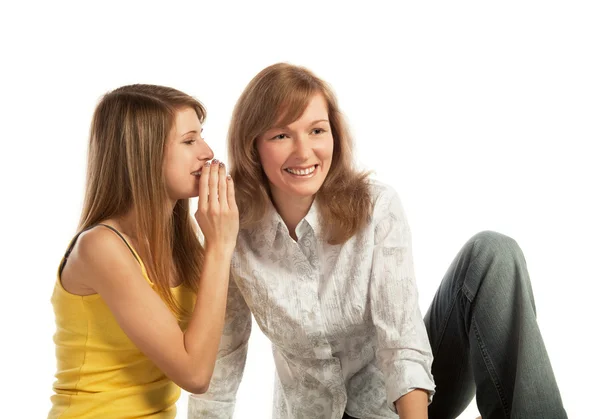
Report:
49,85,240,418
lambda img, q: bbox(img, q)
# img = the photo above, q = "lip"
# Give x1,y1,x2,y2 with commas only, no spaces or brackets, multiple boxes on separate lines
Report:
191,159,213,175
284,164,318,171
191,165,206,175
284,164,319,178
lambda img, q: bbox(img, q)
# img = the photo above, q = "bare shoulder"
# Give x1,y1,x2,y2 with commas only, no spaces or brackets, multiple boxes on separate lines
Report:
61,225,141,294
76,225,132,262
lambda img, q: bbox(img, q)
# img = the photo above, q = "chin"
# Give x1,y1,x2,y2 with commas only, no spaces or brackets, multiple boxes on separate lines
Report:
270,176,325,200
288,185,323,198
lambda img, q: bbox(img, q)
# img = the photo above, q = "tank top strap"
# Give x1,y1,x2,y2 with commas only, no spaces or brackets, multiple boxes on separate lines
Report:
96,223,142,264
59,223,142,275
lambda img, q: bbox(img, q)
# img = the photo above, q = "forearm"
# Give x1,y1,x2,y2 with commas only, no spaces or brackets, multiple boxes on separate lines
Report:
394,389,428,419
182,246,233,389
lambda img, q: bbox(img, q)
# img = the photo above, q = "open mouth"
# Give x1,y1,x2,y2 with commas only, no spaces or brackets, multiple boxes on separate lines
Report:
284,164,318,176
191,170,202,177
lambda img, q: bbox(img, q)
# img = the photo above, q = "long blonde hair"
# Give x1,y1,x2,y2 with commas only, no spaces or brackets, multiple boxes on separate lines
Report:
79,84,205,318
229,63,372,244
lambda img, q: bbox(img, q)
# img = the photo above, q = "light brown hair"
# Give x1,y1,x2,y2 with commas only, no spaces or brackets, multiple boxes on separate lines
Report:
79,84,205,318
229,63,372,244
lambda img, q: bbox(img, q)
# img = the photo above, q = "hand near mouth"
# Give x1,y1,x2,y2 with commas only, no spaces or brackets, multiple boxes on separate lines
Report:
194,159,239,253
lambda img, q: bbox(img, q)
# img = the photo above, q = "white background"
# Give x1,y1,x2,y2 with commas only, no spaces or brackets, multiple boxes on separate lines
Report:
1,1,598,417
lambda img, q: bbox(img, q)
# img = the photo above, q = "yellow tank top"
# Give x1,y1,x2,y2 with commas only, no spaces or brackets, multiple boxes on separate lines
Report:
49,224,196,419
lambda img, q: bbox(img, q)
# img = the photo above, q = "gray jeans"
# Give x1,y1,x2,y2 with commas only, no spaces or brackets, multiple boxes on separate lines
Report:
425,231,567,418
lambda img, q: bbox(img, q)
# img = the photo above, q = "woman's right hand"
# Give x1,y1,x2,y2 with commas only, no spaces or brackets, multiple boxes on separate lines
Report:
194,159,239,254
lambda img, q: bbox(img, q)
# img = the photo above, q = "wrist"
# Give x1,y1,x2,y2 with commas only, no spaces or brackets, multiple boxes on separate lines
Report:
203,243,234,259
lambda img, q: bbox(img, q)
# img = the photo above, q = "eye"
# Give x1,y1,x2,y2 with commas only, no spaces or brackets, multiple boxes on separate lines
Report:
312,128,326,135
184,138,196,145
271,133,289,140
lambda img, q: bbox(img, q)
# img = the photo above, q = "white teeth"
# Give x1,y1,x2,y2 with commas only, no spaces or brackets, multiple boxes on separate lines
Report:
286,166,316,176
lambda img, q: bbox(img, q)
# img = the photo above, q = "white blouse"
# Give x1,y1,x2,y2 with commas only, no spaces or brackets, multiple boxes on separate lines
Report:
189,181,435,419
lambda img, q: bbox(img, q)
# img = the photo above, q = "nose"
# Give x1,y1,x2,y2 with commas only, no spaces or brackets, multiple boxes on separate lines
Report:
293,135,311,161
197,141,214,161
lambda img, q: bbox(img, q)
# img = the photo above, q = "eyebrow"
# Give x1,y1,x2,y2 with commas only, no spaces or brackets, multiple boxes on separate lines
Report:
180,129,202,137
271,119,330,130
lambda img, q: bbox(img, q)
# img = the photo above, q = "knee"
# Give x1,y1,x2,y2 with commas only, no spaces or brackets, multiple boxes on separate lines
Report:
465,231,531,298
467,230,523,264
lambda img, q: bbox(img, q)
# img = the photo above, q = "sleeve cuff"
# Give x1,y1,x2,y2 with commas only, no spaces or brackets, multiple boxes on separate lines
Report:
384,360,436,412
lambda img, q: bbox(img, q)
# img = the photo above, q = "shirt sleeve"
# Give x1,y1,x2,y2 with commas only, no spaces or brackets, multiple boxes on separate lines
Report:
188,273,252,419
369,185,436,412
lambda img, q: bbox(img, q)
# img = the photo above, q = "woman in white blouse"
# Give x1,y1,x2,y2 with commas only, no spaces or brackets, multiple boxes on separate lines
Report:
189,63,567,419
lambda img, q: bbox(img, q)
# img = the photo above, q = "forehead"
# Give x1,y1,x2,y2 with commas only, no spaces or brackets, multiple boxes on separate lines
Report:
279,93,329,127
300,94,328,118
174,107,201,133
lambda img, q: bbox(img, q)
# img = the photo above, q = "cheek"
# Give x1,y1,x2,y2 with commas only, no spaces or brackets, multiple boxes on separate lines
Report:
162,165,178,191
317,137,335,164
326,140,334,160
163,153,187,188
258,145,283,174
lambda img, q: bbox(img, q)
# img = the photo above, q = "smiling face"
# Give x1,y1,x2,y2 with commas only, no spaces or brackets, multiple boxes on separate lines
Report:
256,93,334,205
163,107,214,201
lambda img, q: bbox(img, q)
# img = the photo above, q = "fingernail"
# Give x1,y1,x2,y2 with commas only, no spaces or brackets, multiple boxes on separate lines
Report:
212,159,219,165
227,174,232,180
204,161,211,167
219,162,225,168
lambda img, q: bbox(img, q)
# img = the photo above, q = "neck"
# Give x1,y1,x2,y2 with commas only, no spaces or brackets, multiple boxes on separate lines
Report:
271,189,315,241
115,197,177,236
113,209,138,239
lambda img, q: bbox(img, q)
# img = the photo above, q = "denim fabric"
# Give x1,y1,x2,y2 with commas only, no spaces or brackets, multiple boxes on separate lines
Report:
425,231,567,419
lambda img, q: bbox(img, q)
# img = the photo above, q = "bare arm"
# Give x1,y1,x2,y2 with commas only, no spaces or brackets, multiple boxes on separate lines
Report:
394,389,429,419
188,275,252,419
69,160,238,394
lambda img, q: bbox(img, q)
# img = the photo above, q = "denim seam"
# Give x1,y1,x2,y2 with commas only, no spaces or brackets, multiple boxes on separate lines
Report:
473,319,510,418
431,286,462,357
